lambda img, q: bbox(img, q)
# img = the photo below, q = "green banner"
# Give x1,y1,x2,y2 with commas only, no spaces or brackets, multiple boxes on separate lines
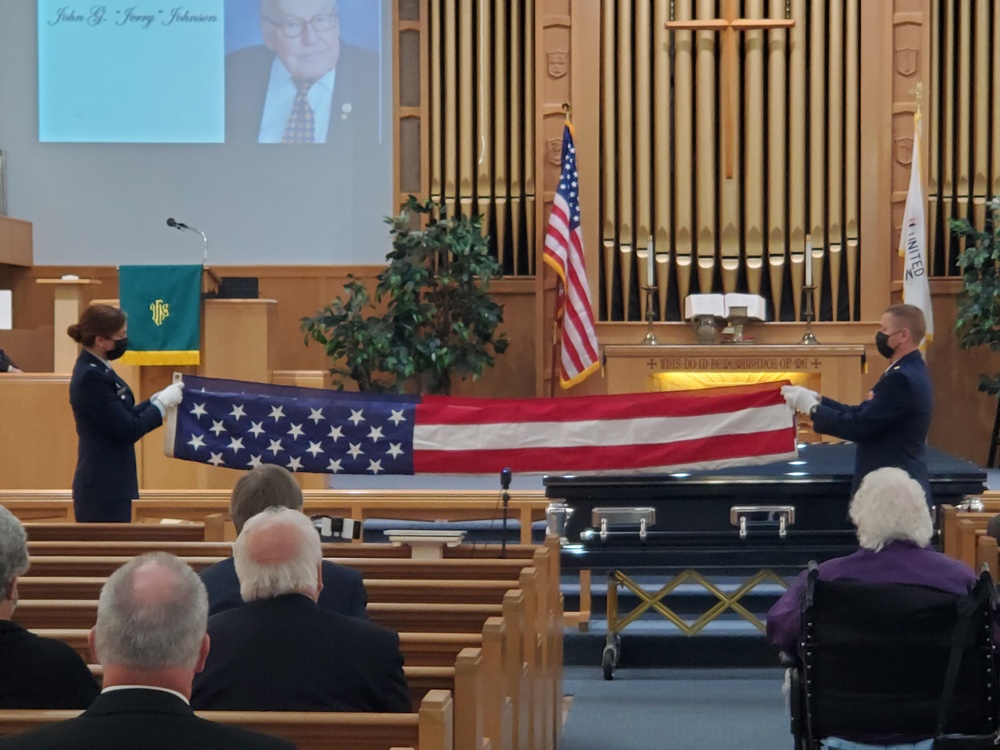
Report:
119,265,202,366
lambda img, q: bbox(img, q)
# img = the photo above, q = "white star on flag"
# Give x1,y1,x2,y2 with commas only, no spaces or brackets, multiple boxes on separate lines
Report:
267,439,284,455
327,458,343,473
347,442,364,459
348,409,365,426
386,442,404,458
287,423,304,440
229,404,246,421
367,426,384,442
190,403,207,419
228,437,245,454
305,441,324,457
248,421,266,438
268,405,285,422
388,409,406,426
308,408,325,424
187,434,205,450
208,452,225,466
209,420,227,436
247,454,263,468
287,456,303,472
328,425,344,442
367,459,383,474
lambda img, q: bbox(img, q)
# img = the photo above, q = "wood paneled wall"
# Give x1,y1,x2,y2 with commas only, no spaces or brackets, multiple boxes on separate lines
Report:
5,265,535,398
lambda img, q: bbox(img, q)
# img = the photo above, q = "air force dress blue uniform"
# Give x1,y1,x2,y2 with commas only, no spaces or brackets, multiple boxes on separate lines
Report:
811,350,933,502
69,351,163,522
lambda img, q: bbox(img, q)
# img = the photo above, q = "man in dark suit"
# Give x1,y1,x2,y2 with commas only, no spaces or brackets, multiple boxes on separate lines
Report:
225,0,379,148
0,348,21,373
0,552,293,750
0,506,99,708
199,464,367,617
782,303,934,503
191,507,410,713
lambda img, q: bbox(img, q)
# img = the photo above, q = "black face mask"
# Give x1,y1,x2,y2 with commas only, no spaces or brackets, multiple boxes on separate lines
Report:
107,337,129,361
875,331,896,359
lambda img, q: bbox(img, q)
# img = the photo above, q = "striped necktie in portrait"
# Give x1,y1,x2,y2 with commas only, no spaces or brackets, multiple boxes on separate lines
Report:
281,79,316,143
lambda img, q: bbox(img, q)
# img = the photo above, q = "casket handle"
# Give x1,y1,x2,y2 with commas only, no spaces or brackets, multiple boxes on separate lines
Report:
730,505,796,539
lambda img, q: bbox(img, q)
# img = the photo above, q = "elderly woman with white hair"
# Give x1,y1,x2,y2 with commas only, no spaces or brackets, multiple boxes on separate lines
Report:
767,466,979,654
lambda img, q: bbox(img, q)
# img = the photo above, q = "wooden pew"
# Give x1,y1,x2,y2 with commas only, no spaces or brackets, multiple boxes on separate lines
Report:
18,577,519,606
38,628,484,669
0,488,550,545
12,600,506,633
17,542,557,750
25,555,536,579
0,690,454,750
24,540,540,560
23,522,211,542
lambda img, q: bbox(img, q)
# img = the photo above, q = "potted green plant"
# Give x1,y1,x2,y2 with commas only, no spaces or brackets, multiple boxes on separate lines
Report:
951,196,1000,395
301,197,510,394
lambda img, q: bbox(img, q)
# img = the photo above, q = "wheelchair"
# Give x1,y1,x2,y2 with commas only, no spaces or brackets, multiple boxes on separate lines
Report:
784,565,999,749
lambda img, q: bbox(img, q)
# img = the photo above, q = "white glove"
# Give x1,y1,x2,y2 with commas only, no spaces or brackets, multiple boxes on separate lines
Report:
780,385,820,414
151,382,185,413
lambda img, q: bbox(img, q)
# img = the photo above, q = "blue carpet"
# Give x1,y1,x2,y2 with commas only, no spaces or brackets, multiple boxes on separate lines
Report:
560,666,790,750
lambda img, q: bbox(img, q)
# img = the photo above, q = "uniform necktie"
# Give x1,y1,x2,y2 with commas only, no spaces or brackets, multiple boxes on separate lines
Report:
281,79,316,144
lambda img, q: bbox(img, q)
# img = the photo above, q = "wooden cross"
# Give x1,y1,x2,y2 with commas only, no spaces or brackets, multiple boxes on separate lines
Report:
666,0,794,179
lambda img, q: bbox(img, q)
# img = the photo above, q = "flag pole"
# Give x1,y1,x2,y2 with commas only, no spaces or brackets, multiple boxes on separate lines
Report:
548,102,573,398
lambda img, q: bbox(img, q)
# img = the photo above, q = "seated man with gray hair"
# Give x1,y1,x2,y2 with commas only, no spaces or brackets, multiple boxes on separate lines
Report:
199,464,367,617
0,553,294,749
0,505,98,708
767,466,981,653
191,507,410,712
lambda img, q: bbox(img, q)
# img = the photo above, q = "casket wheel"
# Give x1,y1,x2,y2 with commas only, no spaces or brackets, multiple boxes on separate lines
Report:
602,645,616,680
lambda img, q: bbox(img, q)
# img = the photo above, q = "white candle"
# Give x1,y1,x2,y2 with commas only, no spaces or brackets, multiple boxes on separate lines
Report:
804,236,813,286
646,237,655,285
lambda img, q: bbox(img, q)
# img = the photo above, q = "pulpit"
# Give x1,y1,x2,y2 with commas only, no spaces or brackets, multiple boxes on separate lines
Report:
0,294,323,491
36,278,102,372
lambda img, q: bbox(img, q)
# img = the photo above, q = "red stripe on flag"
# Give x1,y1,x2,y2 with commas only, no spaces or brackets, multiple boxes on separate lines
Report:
413,426,795,474
416,386,787,426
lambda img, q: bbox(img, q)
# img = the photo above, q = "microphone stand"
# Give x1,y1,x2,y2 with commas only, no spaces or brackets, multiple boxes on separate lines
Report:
500,468,511,559
501,485,510,559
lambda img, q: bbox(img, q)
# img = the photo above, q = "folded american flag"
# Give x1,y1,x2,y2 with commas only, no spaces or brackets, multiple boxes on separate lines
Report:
165,375,796,475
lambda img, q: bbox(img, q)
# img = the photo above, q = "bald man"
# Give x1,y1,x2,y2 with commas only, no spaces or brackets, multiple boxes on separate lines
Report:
190,507,409,713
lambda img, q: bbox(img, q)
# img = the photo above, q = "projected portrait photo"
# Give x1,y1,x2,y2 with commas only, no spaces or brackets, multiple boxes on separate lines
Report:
224,0,380,146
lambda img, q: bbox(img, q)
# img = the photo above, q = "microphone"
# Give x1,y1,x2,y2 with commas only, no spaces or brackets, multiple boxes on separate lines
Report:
500,467,512,490
165,218,209,266
166,217,199,232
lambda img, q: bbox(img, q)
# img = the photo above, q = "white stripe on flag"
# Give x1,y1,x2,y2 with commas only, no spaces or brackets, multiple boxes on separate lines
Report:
413,403,790,452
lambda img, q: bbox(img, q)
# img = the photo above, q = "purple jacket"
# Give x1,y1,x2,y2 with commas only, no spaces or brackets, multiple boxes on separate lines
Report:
766,540,979,653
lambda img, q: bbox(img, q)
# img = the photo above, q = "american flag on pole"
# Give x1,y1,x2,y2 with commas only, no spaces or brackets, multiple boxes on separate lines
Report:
543,123,600,388
898,108,934,344
165,376,796,475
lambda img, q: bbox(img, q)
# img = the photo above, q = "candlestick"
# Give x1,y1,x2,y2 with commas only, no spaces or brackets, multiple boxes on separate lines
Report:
804,235,813,286
646,238,654,286
799,285,820,345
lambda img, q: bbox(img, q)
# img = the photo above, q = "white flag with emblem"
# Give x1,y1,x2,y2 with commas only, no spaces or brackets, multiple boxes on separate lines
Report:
898,109,934,344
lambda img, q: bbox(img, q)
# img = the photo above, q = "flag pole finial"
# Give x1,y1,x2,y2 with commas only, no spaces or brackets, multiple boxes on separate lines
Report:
909,82,923,115
562,102,571,124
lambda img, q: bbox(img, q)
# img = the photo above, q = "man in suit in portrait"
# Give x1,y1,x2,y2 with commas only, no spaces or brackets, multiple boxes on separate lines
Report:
781,303,934,503
225,0,379,148
0,553,294,750
0,505,99,709
199,464,367,617
191,507,410,713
